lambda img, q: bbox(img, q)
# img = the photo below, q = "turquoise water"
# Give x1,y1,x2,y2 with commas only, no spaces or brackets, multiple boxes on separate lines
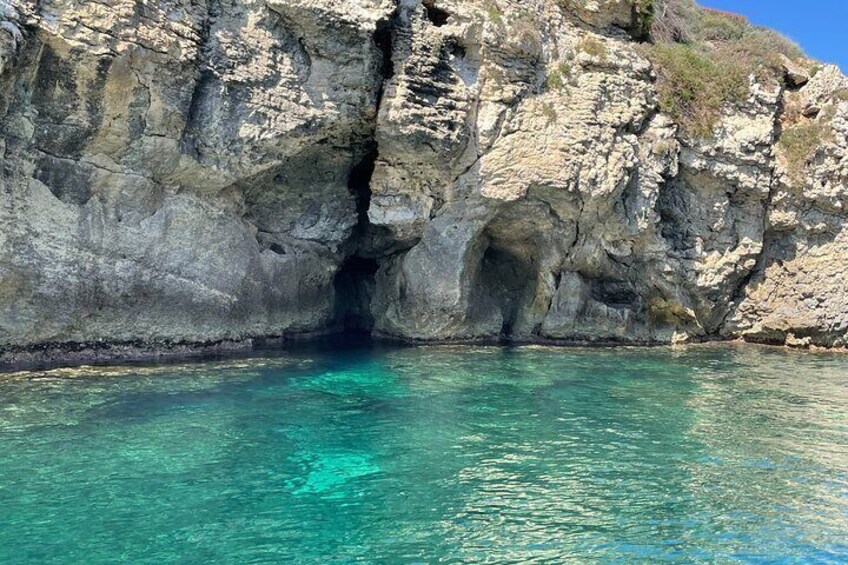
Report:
1,343,847,564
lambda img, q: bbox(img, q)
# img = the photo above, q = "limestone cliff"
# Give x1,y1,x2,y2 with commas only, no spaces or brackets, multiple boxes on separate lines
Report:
1,0,847,365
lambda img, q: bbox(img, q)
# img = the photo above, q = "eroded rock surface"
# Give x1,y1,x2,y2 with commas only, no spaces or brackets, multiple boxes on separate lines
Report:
0,0,391,349
1,0,847,362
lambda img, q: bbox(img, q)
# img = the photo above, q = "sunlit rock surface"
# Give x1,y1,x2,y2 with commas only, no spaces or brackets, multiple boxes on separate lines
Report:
1,0,847,362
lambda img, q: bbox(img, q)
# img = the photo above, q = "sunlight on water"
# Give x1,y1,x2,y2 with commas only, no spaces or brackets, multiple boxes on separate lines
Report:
1,343,847,563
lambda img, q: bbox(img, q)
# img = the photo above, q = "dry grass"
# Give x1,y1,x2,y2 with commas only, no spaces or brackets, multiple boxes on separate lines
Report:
545,60,572,91
577,36,608,61
779,122,828,182
647,43,747,137
483,0,503,27
511,15,543,54
650,0,699,43
540,102,558,123
779,99,843,182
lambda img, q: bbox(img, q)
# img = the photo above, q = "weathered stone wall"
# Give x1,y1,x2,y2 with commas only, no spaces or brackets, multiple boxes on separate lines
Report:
0,0,392,351
1,0,847,364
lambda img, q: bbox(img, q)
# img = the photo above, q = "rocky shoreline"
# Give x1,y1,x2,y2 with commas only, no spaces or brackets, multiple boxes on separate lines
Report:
4,331,845,373
2,0,848,361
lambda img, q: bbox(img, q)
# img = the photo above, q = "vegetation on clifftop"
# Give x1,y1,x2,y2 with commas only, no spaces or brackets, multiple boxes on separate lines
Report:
779,89,848,181
641,0,806,137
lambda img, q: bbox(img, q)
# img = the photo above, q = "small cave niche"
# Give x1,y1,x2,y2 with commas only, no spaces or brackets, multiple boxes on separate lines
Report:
436,36,479,87
590,279,639,310
268,242,287,255
446,38,466,60
334,256,380,334
423,1,450,27
628,0,654,42
479,239,540,339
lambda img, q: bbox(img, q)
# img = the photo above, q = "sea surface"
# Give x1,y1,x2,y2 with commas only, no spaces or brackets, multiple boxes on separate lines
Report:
1,342,847,564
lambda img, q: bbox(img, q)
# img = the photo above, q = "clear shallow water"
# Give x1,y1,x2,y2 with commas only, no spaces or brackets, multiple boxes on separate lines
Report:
1,343,847,564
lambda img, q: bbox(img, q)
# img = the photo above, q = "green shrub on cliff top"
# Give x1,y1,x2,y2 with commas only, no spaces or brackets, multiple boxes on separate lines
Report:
649,0,698,43
631,0,656,40
643,1,806,137
649,43,747,137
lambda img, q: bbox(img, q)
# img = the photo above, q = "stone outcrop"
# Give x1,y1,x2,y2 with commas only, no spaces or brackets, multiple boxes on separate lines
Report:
0,0,392,352
1,0,847,365
724,66,848,347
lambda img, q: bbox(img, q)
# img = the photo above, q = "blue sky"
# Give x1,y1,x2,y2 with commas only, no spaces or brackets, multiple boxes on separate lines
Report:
699,0,847,71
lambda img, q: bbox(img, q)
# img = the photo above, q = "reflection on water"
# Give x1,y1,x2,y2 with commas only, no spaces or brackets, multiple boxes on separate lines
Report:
0,344,846,563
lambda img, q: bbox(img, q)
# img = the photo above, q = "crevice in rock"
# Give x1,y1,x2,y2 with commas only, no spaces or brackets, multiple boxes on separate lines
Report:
332,4,401,336
628,0,654,42
446,38,465,60
348,142,379,231
373,15,396,82
335,144,385,334
179,0,221,157
180,68,215,157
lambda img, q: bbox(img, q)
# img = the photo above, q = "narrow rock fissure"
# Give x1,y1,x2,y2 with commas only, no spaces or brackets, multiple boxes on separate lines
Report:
334,142,381,336
373,14,396,83
348,143,379,231
332,4,400,337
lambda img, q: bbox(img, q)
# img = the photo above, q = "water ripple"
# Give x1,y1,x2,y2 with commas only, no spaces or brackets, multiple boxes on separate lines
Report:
1,344,847,563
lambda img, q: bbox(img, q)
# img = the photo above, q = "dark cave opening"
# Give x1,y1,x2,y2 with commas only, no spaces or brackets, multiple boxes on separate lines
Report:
334,256,380,333
590,279,639,310
480,241,539,338
445,38,466,60
423,1,450,27
334,7,400,337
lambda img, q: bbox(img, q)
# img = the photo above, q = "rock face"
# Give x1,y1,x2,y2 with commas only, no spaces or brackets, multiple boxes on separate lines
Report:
0,0,392,351
1,0,847,362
